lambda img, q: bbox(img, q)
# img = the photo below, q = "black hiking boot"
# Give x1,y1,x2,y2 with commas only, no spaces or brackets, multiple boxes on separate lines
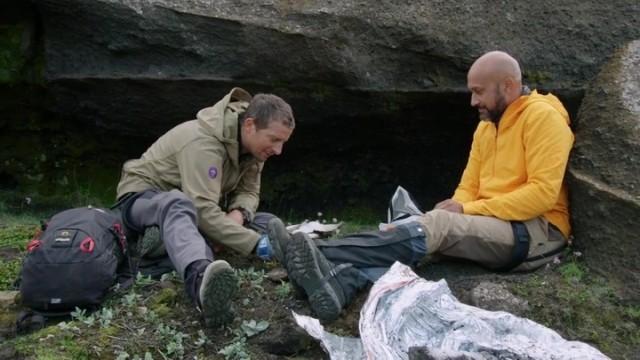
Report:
267,217,292,264
286,232,357,322
199,260,238,327
186,259,239,327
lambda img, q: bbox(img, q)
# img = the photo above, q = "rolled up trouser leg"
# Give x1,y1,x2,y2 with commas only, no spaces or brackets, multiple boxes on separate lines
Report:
315,222,427,269
126,189,213,278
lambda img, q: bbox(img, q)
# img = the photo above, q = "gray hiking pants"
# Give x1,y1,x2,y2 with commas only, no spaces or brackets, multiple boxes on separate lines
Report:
125,190,212,278
122,189,274,278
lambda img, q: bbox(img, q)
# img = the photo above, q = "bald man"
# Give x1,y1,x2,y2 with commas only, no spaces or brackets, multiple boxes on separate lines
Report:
280,51,574,322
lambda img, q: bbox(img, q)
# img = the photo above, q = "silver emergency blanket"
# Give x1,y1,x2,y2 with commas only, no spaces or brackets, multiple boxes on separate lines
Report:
293,262,609,360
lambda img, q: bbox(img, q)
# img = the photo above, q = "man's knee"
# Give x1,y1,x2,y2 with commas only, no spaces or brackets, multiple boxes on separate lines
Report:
422,208,457,224
249,212,276,233
419,208,463,235
159,190,197,213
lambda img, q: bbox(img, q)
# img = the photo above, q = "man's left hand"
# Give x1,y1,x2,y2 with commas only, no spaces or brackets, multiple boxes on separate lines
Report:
434,199,463,213
227,209,244,225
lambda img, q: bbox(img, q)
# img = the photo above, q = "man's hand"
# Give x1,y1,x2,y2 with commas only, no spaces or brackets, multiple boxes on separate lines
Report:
380,224,396,232
227,209,244,225
434,199,463,213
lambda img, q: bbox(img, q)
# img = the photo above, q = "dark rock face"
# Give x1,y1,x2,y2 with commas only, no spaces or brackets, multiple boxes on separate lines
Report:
35,0,639,132
2,1,638,217
568,40,640,300
23,0,632,213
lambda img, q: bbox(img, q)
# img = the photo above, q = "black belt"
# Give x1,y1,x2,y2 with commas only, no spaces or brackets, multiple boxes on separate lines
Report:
495,221,530,272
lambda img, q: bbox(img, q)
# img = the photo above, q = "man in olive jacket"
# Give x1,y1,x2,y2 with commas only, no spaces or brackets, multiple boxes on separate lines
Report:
116,88,294,326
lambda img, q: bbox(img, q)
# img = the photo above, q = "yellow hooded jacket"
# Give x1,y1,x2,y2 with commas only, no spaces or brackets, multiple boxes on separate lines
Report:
453,90,574,238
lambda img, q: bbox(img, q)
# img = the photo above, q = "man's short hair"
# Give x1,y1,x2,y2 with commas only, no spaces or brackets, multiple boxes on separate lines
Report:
242,94,295,129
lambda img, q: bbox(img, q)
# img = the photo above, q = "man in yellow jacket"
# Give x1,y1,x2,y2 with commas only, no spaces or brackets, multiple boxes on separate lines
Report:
116,88,294,326
283,51,574,322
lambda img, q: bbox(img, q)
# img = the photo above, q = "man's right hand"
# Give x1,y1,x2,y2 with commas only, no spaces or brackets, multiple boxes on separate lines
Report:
226,209,245,225
434,199,463,213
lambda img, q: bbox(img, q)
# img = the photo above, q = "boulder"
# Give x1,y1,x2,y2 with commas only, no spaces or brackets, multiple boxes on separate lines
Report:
569,40,640,300
469,281,529,316
0,291,18,308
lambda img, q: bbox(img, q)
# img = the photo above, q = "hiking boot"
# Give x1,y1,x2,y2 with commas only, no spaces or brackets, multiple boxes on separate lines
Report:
286,232,352,322
267,217,292,264
199,260,238,327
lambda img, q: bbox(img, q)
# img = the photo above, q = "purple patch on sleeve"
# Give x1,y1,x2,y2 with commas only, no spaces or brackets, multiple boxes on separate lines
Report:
208,166,218,179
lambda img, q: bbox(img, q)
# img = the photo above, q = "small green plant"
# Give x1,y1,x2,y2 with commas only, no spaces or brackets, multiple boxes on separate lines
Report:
240,320,269,337
236,267,266,295
275,281,291,300
625,306,640,320
97,307,114,327
122,292,142,307
134,272,155,287
160,271,179,282
560,262,584,283
71,307,96,326
155,323,188,358
218,319,269,360
193,330,209,348
218,336,250,360
116,351,131,360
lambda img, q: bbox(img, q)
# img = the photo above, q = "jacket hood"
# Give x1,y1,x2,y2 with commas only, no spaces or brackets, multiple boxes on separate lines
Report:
196,87,252,143
501,90,570,129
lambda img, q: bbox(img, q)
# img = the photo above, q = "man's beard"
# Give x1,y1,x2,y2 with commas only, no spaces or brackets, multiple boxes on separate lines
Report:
480,91,508,123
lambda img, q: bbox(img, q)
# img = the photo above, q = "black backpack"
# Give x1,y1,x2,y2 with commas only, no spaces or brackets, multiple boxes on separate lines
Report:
19,206,131,314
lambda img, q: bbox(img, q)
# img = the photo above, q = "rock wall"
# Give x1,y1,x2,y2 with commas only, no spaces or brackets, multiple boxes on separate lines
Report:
34,0,639,134
569,40,640,300
2,0,639,219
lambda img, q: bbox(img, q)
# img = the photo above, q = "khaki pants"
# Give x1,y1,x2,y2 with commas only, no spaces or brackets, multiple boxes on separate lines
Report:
418,209,567,271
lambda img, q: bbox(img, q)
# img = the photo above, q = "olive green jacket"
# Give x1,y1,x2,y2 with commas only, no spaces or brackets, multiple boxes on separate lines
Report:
116,88,262,255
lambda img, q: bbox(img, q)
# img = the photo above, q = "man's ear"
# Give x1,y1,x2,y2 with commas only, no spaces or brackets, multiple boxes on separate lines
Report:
503,76,516,93
242,117,256,131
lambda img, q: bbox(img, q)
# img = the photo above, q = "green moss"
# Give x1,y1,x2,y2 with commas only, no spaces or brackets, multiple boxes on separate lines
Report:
0,24,26,84
0,221,37,244
511,261,640,359
149,287,178,318
0,257,22,290
14,325,90,359
96,325,119,348
0,307,16,329
524,70,552,85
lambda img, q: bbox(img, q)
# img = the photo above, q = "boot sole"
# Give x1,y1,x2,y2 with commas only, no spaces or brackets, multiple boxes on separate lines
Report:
288,236,342,321
200,261,238,327
268,217,290,264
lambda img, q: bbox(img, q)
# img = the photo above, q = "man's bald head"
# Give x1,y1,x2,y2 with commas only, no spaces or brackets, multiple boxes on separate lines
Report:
469,51,522,84
467,51,524,123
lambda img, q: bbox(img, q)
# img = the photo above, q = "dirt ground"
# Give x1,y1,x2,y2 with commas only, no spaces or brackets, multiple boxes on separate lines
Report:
1,238,639,359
